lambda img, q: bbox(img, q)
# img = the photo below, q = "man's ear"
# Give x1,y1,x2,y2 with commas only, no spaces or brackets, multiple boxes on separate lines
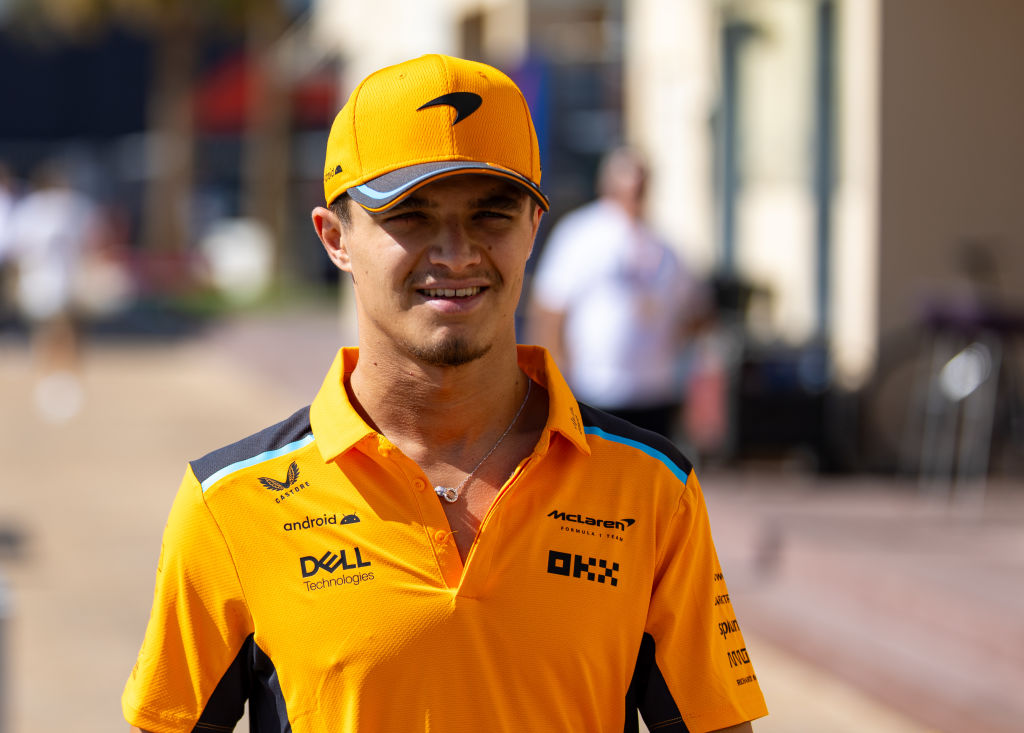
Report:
311,206,352,272
531,203,544,235
527,202,544,256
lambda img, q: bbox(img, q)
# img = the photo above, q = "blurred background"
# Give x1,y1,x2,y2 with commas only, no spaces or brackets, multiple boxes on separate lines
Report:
0,0,1021,731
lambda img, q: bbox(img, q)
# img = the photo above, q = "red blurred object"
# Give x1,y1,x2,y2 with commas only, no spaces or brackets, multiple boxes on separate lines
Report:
194,52,337,132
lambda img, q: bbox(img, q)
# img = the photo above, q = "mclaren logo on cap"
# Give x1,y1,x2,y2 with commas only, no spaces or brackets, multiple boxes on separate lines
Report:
417,92,482,124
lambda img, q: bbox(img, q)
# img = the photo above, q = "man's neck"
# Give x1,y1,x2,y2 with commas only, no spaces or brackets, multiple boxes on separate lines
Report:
347,340,527,457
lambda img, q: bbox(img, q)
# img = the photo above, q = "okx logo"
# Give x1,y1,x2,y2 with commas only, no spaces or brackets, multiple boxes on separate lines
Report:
547,550,619,587
300,547,371,578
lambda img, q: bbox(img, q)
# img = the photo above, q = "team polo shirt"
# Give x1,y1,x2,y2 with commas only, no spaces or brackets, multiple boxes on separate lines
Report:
123,346,767,733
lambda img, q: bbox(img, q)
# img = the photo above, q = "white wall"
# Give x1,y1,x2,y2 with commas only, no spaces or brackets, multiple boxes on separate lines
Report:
832,0,880,387
625,0,718,275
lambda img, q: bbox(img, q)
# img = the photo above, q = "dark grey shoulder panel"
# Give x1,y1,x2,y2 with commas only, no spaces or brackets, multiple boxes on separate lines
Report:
195,634,291,732
626,632,689,732
190,406,312,486
577,402,694,478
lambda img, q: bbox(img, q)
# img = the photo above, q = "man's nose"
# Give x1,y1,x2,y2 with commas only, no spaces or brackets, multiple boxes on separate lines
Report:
427,220,482,270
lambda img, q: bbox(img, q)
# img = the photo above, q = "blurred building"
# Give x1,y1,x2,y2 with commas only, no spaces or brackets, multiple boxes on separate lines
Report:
3,0,1017,469
311,0,1024,472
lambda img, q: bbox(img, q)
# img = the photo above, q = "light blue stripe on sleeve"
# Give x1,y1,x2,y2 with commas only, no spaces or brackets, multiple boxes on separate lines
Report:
200,433,315,492
584,426,691,485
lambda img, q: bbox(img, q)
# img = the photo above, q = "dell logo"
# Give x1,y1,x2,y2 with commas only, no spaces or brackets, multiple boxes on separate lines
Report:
300,547,371,578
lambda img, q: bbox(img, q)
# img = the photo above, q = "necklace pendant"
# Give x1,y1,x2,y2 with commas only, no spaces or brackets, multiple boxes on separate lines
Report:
435,485,460,503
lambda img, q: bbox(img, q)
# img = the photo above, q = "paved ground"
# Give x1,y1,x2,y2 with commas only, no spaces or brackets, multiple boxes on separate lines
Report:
0,305,1020,732
705,473,1024,733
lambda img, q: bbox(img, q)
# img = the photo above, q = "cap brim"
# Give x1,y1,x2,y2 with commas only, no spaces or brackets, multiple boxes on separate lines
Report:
347,161,549,212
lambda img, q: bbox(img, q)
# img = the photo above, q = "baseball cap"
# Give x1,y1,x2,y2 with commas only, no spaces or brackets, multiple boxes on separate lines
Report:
323,54,549,212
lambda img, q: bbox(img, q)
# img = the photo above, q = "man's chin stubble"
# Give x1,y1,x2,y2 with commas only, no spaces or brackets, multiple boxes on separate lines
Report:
404,338,491,368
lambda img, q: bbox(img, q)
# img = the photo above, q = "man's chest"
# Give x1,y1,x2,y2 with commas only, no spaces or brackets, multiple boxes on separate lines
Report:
210,455,655,668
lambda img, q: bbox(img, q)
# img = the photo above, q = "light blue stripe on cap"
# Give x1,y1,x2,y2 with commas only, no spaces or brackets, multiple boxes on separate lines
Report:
200,433,315,492
584,426,690,485
354,170,442,200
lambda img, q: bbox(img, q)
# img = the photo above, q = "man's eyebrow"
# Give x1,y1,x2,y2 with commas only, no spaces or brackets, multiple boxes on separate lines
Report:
373,188,526,217
471,194,525,211
378,195,434,215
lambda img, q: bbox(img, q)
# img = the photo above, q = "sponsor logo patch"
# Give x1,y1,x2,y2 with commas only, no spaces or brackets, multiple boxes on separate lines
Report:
259,461,311,503
283,513,361,532
299,547,375,591
726,647,751,669
548,509,635,542
417,91,482,124
546,549,619,587
300,548,371,577
324,164,343,182
718,618,741,640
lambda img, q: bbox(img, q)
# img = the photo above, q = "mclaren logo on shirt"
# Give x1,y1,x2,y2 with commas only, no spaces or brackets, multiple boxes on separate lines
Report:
548,509,635,542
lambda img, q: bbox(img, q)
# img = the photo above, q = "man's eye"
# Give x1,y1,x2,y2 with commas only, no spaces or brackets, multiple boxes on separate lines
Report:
477,211,511,220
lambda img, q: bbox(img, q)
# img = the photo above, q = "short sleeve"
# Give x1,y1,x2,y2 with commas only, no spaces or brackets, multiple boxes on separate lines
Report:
122,466,254,733
635,471,768,732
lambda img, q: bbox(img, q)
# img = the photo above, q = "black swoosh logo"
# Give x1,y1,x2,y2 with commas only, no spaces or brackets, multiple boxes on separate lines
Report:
417,92,483,124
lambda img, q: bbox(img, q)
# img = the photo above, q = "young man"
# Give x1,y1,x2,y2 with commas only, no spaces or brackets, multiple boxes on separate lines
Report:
123,54,767,733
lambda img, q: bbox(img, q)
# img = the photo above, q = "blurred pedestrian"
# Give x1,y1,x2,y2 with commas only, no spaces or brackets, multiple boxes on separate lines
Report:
0,161,17,274
123,55,765,733
5,160,101,422
529,146,709,440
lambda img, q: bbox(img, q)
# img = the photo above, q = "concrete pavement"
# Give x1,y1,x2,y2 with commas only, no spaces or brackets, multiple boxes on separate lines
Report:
1,305,1019,732
704,472,1023,733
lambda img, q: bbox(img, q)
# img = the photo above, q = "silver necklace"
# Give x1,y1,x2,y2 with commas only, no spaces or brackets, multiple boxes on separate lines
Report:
434,379,532,503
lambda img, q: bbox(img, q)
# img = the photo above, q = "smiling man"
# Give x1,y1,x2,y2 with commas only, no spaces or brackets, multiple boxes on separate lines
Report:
123,54,767,733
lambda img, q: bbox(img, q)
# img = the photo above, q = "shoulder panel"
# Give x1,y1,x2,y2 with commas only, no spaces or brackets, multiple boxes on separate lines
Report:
627,632,689,732
191,406,313,491
577,403,693,485
198,634,292,732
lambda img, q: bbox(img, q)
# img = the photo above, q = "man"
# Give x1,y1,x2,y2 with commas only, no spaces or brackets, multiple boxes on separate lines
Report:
4,161,101,422
530,147,708,440
123,54,766,733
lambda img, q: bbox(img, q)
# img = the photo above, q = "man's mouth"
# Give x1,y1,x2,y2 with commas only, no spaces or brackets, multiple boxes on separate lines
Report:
419,286,484,298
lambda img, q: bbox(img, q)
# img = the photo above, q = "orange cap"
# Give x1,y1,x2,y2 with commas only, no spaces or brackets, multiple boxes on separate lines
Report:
323,54,548,212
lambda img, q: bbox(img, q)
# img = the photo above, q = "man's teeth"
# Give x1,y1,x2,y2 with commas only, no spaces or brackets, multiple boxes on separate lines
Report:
423,287,481,298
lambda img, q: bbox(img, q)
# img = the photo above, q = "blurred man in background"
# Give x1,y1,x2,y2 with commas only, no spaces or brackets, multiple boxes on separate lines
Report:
530,146,709,441
0,161,17,285
4,160,101,422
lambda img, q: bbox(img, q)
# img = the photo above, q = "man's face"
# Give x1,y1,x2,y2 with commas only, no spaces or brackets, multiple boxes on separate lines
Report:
321,175,542,368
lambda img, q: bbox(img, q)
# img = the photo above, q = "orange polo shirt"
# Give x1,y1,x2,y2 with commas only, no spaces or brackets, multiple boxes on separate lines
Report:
123,346,766,732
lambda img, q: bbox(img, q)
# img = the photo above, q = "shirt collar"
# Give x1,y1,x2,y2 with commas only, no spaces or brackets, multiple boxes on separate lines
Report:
515,344,590,456
310,347,375,463
309,345,591,464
